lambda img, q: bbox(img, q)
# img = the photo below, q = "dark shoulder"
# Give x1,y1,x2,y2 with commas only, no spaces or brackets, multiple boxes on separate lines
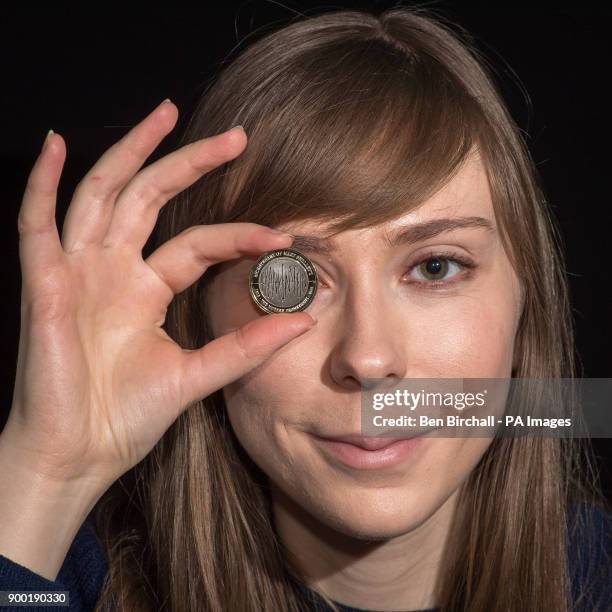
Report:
53,505,612,612
567,501,612,611
57,518,109,609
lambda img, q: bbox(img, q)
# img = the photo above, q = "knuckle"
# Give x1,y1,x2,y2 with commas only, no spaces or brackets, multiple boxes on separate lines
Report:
181,224,205,238
120,138,144,164
181,226,212,265
74,174,115,204
16,212,30,235
26,290,69,323
17,212,52,236
22,268,70,322
23,177,37,199
190,145,226,173
234,326,255,360
126,176,165,208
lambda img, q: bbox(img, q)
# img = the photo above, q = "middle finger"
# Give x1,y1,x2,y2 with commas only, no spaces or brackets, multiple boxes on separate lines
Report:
102,126,247,252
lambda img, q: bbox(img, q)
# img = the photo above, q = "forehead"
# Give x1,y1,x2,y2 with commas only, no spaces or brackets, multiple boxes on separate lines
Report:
388,149,493,231
281,149,495,250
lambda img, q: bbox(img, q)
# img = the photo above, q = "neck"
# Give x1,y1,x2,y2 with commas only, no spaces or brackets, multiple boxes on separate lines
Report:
272,486,460,611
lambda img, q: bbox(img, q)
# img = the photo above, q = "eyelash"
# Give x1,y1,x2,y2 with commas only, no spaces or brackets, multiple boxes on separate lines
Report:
315,250,477,292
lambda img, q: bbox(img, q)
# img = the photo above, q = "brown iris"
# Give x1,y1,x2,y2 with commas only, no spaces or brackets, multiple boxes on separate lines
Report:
419,257,448,281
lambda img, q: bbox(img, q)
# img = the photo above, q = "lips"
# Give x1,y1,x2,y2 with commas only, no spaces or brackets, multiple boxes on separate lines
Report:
309,432,428,470
310,433,417,451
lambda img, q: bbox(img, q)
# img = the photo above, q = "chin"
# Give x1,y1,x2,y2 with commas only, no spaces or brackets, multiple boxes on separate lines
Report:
304,487,435,541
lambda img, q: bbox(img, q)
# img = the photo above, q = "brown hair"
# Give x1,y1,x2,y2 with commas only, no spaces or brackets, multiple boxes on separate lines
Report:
91,6,609,611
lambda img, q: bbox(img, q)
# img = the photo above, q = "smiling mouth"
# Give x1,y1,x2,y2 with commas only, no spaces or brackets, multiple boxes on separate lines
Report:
309,433,418,450
309,424,439,448
307,430,434,471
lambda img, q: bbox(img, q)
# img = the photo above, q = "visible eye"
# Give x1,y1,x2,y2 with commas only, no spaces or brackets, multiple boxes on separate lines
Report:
404,251,477,290
312,250,477,292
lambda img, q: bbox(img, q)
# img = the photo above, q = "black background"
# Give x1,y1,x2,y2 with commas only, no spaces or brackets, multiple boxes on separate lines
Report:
1,3,610,500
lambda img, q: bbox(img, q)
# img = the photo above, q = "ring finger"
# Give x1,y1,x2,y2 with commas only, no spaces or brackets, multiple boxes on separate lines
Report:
61,98,178,252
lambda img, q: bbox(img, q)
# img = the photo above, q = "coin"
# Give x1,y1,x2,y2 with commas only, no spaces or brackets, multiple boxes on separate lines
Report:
249,248,318,314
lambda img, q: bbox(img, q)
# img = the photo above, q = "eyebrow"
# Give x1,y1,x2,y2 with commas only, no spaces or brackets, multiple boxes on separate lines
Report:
289,216,496,255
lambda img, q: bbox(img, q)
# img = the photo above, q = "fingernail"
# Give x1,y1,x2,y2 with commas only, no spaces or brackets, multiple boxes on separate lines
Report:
161,98,172,105
42,129,54,151
230,124,245,133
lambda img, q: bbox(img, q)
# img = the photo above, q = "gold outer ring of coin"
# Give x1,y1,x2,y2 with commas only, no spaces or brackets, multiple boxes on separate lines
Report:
249,248,318,314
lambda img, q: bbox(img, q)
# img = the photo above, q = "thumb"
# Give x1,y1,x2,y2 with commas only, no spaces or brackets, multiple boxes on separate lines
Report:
177,312,317,409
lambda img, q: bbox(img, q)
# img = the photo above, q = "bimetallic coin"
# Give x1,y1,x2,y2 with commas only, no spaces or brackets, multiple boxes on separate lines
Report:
249,248,318,314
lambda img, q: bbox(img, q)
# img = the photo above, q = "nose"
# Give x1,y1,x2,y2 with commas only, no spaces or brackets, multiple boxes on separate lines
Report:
328,289,407,390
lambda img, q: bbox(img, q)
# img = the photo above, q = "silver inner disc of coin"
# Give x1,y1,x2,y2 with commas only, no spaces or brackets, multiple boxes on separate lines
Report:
258,256,311,307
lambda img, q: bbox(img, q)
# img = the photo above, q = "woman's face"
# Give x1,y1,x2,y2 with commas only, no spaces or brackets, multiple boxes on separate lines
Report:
206,149,524,539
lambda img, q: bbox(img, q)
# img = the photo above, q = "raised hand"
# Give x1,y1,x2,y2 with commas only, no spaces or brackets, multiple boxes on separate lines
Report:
4,99,316,498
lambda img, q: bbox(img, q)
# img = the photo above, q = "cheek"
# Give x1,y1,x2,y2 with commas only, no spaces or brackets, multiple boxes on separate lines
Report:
224,385,282,479
416,289,518,377
223,357,313,482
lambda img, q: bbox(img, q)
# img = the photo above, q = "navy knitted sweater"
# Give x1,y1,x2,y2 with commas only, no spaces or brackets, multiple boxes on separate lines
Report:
0,503,610,611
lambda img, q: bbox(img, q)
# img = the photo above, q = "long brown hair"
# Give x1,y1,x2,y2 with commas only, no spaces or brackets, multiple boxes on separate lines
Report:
91,6,609,611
